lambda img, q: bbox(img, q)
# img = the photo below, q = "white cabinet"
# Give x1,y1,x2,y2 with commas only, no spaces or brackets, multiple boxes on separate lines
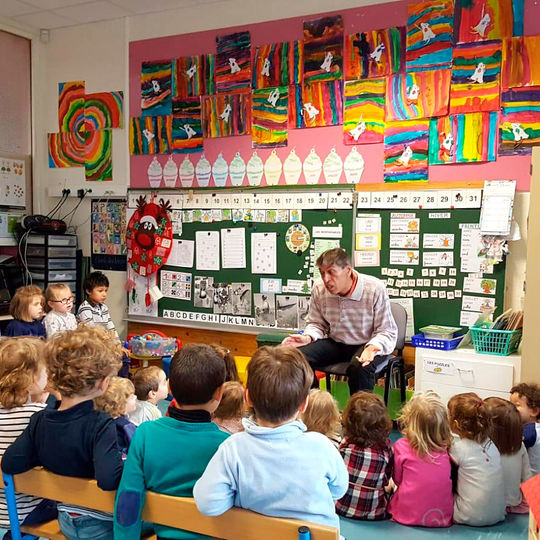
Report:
414,347,521,404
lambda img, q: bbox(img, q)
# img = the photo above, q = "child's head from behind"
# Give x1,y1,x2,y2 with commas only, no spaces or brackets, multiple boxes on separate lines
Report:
210,343,239,382
45,283,74,314
133,366,168,404
399,391,451,458
10,285,44,322
510,383,540,424
247,346,312,425
301,389,341,438
342,391,391,448
484,397,523,456
46,325,123,398
212,381,245,421
169,344,226,410
83,271,109,305
94,376,136,418
0,337,47,409
447,392,490,444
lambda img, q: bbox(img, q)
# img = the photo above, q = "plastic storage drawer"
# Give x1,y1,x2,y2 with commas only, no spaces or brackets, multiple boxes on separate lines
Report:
27,258,76,270
27,235,77,247
31,269,77,281
26,246,77,258
34,280,76,292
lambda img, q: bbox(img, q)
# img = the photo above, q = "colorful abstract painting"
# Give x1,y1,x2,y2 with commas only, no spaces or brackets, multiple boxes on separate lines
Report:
59,81,85,132
456,0,524,43
344,27,403,79
252,41,304,88
252,86,288,148
84,92,123,130
141,60,172,116
129,116,173,155
174,54,215,97
48,132,85,167
289,40,304,85
303,15,343,82
172,97,203,154
201,93,251,138
406,0,454,72
385,69,451,121
502,37,540,89
500,87,540,154
215,31,251,93
289,81,343,129
428,112,498,164
384,120,429,182
343,79,385,145
85,129,112,181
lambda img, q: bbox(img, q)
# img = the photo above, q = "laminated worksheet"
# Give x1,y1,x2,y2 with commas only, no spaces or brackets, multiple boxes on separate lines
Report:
221,228,246,269
195,230,220,271
480,180,516,235
251,232,277,274
167,239,194,268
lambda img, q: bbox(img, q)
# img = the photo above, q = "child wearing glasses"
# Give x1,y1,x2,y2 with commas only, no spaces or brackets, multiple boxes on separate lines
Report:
43,283,77,338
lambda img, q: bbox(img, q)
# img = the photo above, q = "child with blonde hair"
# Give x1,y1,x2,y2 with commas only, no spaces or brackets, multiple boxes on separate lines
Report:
336,392,393,521
129,366,168,426
5,285,45,338
43,283,77,338
448,392,506,526
212,381,245,434
301,389,341,448
388,391,453,527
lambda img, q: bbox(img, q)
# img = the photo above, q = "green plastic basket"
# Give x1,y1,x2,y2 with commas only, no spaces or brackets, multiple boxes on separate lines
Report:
469,323,522,356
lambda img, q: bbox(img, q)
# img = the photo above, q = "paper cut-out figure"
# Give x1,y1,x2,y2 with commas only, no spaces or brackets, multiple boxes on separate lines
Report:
183,125,197,139
511,123,529,141
151,79,161,93
320,52,333,72
397,145,413,166
370,43,385,63
439,132,454,160
349,118,366,141
262,58,271,77
229,58,241,74
419,22,436,43
186,65,197,79
303,102,320,120
143,129,155,143
406,84,420,103
220,104,232,122
407,251,419,263
472,7,491,38
470,62,486,84
267,88,280,107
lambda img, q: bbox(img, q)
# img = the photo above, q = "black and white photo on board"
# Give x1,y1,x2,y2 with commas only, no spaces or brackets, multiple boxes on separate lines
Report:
254,293,276,326
276,295,299,329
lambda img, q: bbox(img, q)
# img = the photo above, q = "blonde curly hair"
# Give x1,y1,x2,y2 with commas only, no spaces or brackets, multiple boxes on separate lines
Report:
94,376,135,418
0,337,46,409
301,389,341,439
46,325,123,397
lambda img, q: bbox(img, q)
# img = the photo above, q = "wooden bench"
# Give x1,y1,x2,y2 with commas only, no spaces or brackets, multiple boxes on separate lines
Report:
2,465,338,540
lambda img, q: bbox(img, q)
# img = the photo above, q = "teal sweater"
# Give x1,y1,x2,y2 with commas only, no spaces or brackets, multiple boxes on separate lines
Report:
113,414,229,539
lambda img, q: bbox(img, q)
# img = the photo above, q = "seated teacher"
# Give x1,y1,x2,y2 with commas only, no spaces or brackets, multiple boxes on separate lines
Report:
282,248,398,395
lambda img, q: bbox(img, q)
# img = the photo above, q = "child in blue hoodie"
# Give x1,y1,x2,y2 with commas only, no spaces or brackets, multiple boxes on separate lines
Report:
194,345,348,531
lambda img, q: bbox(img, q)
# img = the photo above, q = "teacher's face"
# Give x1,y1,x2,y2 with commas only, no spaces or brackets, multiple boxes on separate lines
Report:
319,264,353,296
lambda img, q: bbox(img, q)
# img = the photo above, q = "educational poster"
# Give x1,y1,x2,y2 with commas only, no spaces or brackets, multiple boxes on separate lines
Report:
344,27,403,79
221,227,246,269
251,86,288,148
48,132,85,167
405,0,454,72
160,271,192,300
91,199,127,270
390,250,420,265
423,233,454,249
298,297,310,330
252,42,302,88
232,282,252,316
84,92,123,130
58,80,85,132
167,239,194,268
456,0,524,43
172,97,203,154
390,215,420,233
215,31,252,93
85,129,112,181
450,41,502,114
502,36,540,89
140,60,172,116
129,116,172,155
254,293,276,326
213,283,233,314
0,156,26,208
385,70,451,121
251,232,277,274
289,81,343,129
303,15,344,82
422,251,454,267
343,79,385,145
276,295,299,328
128,272,158,318
384,120,429,182
174,54,215,97
463,276,497,295
193,276,214,308
390,234,420,249
201,93,251,138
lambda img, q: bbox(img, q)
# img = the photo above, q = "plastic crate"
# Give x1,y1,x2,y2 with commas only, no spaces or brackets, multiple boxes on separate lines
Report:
469,323,522,356
129,332,178,357
411,333,464,350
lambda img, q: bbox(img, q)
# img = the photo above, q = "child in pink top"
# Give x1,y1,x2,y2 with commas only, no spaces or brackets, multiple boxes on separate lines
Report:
389,391,454,527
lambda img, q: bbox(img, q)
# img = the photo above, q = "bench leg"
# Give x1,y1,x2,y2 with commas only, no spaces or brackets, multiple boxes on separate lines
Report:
399,360,406,404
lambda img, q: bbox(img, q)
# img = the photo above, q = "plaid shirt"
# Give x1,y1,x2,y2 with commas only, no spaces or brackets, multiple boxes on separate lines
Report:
336,438,394,520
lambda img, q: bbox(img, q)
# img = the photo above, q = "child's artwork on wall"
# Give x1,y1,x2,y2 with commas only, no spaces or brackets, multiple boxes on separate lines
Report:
172,97,203,154
84,91,123,130
428,112,498,164
500,87,540,153
85,129,112,181
384,119,429,182
129,116,173,154
344,27,403,80
289,40,304,85
456,0,524,43
48,132,85,167
215,31,252,93
252,86,288,148
174,54,215,97
289,81,343,129
343,79,385,145
385,69,451,121
502,36,540,89
252,41,303,88
201,93,251,138
141,60,172,116
406,0,454,72
58,81,85,132
303,15,343,82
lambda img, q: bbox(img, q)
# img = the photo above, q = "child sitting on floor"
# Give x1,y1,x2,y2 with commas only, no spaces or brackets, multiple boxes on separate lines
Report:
43,283,77,338
5,285,46,338
212,381,245,434
128,366,168,426
301,389,342,448
335,391,393,521
194,346,348,531
388,391,453,527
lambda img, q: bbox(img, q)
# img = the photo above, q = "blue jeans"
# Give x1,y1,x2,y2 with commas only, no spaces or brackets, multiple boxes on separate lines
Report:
58,511,113,540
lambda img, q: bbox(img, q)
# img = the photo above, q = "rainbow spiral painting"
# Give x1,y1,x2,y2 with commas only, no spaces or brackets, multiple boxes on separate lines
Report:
343,79,385,145
141,60,172,116
303,15,343,82
344,27,403,80
288,81,343,129
59,81,85,133
384,120,429,182
500,87,540,154
406,0,454,72
85,129,112,181
215,31,252,94
172,97,203,154
202,93,251,138
385,69,451,121
174,54,215,97
129,116,173,155
502,36,540,89
428,112,498,164
252,86,288,148
84,92,123,130
48,132,85,167
252,41,303,89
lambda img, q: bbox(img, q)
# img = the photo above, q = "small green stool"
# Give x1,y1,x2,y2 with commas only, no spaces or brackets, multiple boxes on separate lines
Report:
256,332,290,348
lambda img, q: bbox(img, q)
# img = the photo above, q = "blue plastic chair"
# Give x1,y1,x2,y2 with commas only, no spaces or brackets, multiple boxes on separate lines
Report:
2,472,37,540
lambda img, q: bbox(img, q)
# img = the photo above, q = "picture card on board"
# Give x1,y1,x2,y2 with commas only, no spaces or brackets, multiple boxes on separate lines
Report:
141,60,172,116
254,293,276,326
215,31,252,93
232,282,252,316
463,276,497,295
422,251,454,267
201,93,251,138
389,250,420,265
276,295,299,329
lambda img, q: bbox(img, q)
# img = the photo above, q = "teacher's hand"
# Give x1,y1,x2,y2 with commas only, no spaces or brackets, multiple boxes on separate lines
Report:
355,345,380,367
281,334,312,348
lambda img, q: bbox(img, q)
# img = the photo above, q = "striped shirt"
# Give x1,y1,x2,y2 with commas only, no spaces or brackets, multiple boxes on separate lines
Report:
76,300,119,340
0,403,46,528
304,271,398,355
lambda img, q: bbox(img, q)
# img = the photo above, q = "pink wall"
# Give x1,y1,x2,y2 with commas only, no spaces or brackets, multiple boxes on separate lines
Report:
129,0,540,191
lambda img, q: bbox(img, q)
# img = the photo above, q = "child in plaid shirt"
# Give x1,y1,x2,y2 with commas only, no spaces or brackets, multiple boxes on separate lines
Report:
336,392,393,520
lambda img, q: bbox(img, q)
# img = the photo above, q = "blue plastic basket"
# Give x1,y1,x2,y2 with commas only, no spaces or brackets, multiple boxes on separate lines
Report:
411,333,464,350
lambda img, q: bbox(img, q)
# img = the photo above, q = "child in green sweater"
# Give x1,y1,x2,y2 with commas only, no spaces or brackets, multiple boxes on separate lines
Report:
113,344,228,539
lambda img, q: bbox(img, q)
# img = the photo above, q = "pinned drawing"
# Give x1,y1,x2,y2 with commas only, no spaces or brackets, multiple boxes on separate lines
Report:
502,36,540,89
129,116,172,155
48,132,85,167
201,93,251,138
85,129,112,181
252,86,288,148
174,54,215,97
172,97,203,154
215,31,251,93
84,92,123,130
252,41,303,88
254,293,276,326
141,60,172,116
289,81,343,129
303,15,343,82
500,87,540,153
179,156,195,188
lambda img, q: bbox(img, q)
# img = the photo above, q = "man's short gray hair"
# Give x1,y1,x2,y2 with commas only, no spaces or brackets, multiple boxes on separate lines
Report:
316,248,351,269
